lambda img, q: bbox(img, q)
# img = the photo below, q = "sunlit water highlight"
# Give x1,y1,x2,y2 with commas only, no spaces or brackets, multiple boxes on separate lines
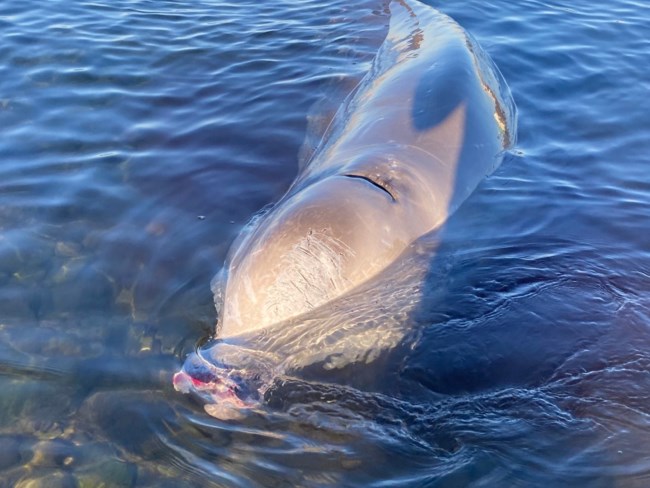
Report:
1,0,649,486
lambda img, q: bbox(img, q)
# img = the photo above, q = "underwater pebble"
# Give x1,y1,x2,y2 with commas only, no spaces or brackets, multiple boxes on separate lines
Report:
0,379,64,431
16,471,77,488
15,234,55,269
12,267,49,284
138,333,155,354
126,322,159,356
27,419,65,439
50,258,87,285
49,263,116,314
31,438,78,468
54,241,82,258
79,391,170,456
114,287,135,315
75,458,137,488
81,229,102,249
0,436,22,470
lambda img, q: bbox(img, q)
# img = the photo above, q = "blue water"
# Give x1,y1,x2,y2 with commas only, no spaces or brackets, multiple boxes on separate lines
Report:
1,0,649,486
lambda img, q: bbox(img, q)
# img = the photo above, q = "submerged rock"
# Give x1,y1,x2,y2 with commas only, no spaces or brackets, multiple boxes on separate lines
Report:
31,438,78,468
0,435,22,470
75,458,137,488
15,471,76,488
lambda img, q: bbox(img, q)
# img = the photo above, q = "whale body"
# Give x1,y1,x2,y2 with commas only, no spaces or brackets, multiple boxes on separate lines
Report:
174,0,516,417
216,0,514,337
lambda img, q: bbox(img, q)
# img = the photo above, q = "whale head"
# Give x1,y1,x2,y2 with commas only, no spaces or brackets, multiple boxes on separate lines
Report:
174,342,278,419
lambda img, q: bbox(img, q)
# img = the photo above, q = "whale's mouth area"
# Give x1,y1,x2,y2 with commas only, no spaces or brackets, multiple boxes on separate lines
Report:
173,352,259,419
173,370,247,406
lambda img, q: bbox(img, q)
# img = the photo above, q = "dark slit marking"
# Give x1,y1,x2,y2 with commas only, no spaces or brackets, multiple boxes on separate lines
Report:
343,174,396,202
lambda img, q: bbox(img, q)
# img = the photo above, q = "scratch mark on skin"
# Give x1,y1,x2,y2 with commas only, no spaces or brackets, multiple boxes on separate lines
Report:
264,230,356,323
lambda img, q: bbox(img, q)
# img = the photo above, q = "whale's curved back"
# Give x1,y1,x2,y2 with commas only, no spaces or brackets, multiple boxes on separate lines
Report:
214,0,517,337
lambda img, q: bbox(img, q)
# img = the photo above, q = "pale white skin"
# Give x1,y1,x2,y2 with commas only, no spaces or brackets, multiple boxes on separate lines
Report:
217,0,515,338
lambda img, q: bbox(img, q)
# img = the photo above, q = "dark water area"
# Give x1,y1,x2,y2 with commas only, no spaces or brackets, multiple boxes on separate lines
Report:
1,0,649,486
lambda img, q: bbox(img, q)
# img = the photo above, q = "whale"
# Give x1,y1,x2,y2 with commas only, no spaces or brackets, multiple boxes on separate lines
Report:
174,0,516,419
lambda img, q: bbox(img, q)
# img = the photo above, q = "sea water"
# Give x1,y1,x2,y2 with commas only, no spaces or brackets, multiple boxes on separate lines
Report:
0,0,649,486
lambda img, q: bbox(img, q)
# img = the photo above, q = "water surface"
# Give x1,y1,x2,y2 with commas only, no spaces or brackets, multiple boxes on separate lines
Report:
1,0,649,486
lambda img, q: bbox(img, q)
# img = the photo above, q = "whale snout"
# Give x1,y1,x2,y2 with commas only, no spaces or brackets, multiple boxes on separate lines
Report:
174,352,258,419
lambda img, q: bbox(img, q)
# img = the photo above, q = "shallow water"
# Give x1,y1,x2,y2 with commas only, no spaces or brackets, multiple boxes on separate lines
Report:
1,0,649,486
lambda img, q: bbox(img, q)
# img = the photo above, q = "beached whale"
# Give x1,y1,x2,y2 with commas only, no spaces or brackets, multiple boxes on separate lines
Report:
174,0,516,419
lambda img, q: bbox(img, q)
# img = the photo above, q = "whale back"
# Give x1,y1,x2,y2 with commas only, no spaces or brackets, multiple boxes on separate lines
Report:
215,0,516,337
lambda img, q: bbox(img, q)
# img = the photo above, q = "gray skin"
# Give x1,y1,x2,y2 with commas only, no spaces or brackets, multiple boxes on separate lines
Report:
174,0,516,418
